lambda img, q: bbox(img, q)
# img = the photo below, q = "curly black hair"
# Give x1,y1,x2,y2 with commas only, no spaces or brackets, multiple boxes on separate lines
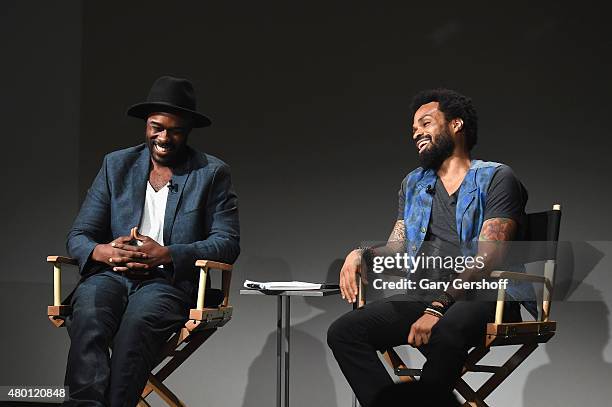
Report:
410,89,478,151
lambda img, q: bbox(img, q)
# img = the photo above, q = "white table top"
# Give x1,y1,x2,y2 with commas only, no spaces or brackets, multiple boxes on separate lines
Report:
240,288,340,297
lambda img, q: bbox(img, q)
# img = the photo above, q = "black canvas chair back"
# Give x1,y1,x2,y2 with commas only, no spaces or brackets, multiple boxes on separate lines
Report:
505,207,562,266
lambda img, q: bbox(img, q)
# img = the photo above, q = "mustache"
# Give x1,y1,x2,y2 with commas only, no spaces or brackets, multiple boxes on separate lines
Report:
151,140,175,149
415,134,432,144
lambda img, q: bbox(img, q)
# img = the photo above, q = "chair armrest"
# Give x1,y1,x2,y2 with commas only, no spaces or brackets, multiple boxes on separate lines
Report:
490,270,553,324
490,270,553,294
47,256,78,265
195,260,233,271
46,255,78,307
355,272,366,309
194,260,234,310
490,270,546,284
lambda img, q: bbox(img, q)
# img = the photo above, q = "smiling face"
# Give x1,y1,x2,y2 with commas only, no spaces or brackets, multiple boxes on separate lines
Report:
145,112,192,167
411,101,456,169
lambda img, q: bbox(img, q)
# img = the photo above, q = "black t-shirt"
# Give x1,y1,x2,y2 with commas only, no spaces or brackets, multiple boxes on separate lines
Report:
396,164,528,248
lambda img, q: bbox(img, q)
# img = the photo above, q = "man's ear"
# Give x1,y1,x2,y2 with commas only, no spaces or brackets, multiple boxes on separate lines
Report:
451,118,463,133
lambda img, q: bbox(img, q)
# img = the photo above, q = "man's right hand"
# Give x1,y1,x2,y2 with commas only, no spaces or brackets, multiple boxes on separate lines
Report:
91,235,148,271
339,249,366,304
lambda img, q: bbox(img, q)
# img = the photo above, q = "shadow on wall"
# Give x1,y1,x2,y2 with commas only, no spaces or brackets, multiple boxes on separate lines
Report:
552,241,605,301
241,259,345,407
523,282,612,405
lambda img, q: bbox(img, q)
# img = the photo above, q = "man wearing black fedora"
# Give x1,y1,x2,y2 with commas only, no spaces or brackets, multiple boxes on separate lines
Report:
63,76,240,406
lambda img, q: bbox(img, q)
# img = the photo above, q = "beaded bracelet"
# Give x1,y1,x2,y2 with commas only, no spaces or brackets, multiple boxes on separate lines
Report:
424,307,444,318
427,302,447,315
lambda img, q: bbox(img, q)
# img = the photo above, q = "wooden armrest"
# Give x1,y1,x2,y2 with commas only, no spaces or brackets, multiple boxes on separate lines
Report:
355,272,366,309
47,256,78,265
47,256,77,309
491,270,553,324
490,270,547,284
195,260,233,271
195,260,234,310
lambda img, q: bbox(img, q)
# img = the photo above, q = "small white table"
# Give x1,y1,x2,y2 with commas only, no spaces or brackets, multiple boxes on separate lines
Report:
240,288,340,407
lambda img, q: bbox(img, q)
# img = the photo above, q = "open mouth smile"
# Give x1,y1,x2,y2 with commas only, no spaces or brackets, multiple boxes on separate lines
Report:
416,136,432,153
154,143,174,154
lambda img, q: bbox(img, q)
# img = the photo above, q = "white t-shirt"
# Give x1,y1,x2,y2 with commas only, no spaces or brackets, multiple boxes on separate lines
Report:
139,181,169,248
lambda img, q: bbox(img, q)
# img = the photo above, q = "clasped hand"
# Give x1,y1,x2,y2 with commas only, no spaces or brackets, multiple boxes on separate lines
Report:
92,227,171,273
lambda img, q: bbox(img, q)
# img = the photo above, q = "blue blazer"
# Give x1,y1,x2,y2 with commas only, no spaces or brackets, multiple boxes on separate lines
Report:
67,143,240,297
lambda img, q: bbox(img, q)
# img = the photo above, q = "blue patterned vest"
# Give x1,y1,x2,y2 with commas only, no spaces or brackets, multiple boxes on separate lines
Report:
403,159,537,318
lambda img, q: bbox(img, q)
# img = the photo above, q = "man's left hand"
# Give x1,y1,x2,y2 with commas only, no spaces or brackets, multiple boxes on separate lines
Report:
407,313,440,347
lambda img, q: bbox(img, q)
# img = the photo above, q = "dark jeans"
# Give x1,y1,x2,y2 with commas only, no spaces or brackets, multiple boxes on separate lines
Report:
327,294,521,407
62,269,193,407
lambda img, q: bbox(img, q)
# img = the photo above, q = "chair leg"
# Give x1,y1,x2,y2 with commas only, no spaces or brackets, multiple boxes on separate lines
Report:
456,343,537,406
475,343,537,400
455,379,489,407
389,343,530,406
461,346,490,375
137,396,152,407
383,349,416,382
141,329,216,399
146,374,186,407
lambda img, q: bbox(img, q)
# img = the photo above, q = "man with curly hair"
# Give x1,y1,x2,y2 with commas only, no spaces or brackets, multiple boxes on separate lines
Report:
328,89,534,406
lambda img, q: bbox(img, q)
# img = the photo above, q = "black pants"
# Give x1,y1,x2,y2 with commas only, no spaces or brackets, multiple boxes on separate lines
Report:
327,294,521,407
62,269,193,407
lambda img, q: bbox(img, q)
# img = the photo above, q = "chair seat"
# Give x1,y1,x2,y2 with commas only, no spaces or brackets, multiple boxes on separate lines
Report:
48,288,227,329
188,306,233,327
486,321,556,346
486,321,556,336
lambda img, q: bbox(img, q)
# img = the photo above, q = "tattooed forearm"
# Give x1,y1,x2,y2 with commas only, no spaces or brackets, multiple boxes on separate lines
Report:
446,218,517,300
472,217,517,274
388,220,406,242
367,220,406,258
479,218,517,242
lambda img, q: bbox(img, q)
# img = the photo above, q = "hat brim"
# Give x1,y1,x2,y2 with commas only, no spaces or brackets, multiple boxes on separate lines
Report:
126,102,212,128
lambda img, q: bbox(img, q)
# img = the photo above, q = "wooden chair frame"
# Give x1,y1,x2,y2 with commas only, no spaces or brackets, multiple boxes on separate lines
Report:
355,204,561,407
47,256,233,407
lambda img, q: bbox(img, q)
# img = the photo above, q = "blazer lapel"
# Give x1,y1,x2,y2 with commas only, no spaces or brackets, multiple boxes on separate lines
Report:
457,164,478,242
128,146,151,232
163,155,193,245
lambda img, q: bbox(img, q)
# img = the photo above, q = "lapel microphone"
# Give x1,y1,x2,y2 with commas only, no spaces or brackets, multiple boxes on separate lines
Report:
168,179,179,193
425,184,435,195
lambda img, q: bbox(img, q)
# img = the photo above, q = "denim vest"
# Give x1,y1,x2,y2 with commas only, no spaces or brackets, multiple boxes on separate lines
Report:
403,159,537,318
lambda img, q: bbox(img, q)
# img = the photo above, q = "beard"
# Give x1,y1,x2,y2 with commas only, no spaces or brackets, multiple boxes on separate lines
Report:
146,138,188,167
418,127,455,170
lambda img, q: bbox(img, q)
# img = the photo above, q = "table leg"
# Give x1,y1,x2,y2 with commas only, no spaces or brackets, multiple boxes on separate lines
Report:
277,295,291,407
284,296,290,407
277,296,282,407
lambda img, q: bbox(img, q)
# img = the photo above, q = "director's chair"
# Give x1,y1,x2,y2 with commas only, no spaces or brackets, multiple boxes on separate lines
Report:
355,204,562,407
47,256,234,407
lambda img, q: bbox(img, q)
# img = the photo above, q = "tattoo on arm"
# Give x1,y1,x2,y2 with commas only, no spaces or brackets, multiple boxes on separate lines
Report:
479,218,517,242
388,220,406,242
446,218,518,299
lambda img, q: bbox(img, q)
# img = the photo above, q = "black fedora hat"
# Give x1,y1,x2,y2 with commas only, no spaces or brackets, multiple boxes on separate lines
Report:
127,76,212,128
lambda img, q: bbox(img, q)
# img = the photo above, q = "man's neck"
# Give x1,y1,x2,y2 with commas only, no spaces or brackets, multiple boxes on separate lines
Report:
150,160,174,175
435,152,471,195
149,150,189,175
436,153,471,180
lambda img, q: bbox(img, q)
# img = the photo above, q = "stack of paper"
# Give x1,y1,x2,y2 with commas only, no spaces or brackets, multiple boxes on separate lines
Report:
243,280,323,290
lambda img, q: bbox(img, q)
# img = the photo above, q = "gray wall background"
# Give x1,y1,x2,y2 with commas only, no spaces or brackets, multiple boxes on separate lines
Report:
1,1,611,405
